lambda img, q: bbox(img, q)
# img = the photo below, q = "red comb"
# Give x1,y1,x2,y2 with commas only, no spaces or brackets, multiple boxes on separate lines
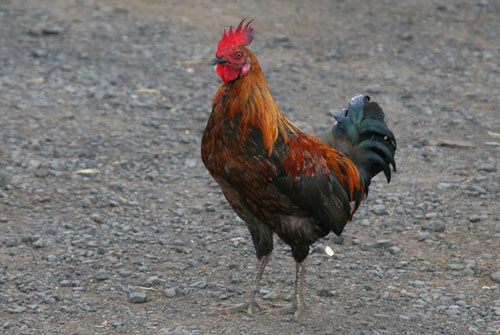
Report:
216,18,254,56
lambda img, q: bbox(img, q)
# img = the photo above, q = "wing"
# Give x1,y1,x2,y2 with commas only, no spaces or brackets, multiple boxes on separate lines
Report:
274,133,365,235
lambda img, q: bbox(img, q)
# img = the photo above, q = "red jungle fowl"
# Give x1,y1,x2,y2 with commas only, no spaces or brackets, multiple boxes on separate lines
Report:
201,19,397,318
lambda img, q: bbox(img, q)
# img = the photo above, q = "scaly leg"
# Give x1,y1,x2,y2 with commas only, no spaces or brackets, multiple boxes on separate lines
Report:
294,259,307,318
263,259,307,319
216,253,271,315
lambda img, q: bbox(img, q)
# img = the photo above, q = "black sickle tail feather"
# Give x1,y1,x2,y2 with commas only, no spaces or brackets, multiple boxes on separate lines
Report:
329,95,397,195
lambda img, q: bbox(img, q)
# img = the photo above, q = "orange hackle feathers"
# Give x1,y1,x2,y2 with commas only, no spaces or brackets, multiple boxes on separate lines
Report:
212,48,294,156
216,18,254,57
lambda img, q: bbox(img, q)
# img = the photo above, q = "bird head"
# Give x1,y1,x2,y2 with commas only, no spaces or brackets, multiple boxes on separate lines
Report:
212,18,254,83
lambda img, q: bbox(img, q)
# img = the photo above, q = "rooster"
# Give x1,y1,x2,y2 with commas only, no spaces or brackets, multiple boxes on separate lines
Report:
201,19,396,318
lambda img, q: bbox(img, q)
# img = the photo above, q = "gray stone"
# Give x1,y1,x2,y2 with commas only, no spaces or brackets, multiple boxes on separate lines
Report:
7,304,26,314
46,255,57,262
375,239,393,248
32,239,45,248
164,288,176,298
128,291,148,303
262,291,279,300
447,263,464,271
490,271,500,283
226,269,242,283
418,232,431,241
469,215,481,223
388,246,401,254
364,84,382,94
95,269,110,281
371,204,387,215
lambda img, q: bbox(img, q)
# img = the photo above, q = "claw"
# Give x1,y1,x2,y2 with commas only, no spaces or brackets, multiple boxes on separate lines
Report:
215,302,249,315
260,302,306,319
215,300,264,316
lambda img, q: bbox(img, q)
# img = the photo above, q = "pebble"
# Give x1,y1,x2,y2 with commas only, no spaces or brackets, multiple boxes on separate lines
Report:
490,272,500,283
95,269,110,281
388,246,401,254
374,239,393,248
226,269,242,283
447,264,464,271
32,239,45,248
164,288,176,298
364,84,382,94
128,291,148,304
371,204,387,215
468,215,481,223
317,288,335,297
262,291,279,300
145,276,161,286
332,235,344,244
46,255,57,262
7,304,26,314
418,232,431,241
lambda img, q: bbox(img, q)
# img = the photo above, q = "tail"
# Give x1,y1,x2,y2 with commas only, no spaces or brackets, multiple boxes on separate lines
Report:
326,95,397,195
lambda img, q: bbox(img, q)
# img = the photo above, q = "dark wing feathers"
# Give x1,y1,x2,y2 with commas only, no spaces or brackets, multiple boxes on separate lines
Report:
274,172,351,236
275,133,364,236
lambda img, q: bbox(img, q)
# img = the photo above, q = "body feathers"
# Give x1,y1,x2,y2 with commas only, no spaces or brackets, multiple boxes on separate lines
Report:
202,48,393,263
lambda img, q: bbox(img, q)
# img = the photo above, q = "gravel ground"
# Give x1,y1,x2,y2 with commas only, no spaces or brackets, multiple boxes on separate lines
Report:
1,0,499,334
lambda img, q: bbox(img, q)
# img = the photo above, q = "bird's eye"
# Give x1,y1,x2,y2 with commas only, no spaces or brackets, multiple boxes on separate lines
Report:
234,51,243,60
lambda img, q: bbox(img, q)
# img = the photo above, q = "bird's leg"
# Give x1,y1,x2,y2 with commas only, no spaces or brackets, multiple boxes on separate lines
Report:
247,252,271,314
216,253,271,316
263,259,307,318
294,259,307,318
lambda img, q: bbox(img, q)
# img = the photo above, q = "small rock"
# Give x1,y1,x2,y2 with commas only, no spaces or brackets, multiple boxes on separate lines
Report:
420,107,433,116
263,291,279,300
490,272,500,283
185,158,197,168
192,206,203,214
371,204,387,215
398,32,413,41
190,281,207,289
425,212,437,220
332,235,344,245
90,213,104,223
447,263,464,271
468,215,481,223
21,235,40,244
478,163,496,172
7,304,26,314
164,288,176,298
205,205,216,212
375,239,393,248
128,291,148,303
418,232,431,241
388,246,401,254
32,239,44,248
95,269,110,281
431,222,446,232
364,84,381,94
226,269,242,283
46,255,57,262
145,276,161,286
317,288,335,297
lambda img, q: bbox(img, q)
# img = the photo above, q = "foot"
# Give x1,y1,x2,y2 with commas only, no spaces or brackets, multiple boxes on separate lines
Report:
261,302,306,319
215,299,264,316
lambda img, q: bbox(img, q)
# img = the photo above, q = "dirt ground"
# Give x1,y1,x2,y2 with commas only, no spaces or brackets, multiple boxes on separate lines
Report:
0,0,499,334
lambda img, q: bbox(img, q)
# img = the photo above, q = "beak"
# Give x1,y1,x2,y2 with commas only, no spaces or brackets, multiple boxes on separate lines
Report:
211,56,227,65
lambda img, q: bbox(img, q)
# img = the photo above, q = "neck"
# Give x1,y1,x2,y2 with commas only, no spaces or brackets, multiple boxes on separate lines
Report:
214,51,296,155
